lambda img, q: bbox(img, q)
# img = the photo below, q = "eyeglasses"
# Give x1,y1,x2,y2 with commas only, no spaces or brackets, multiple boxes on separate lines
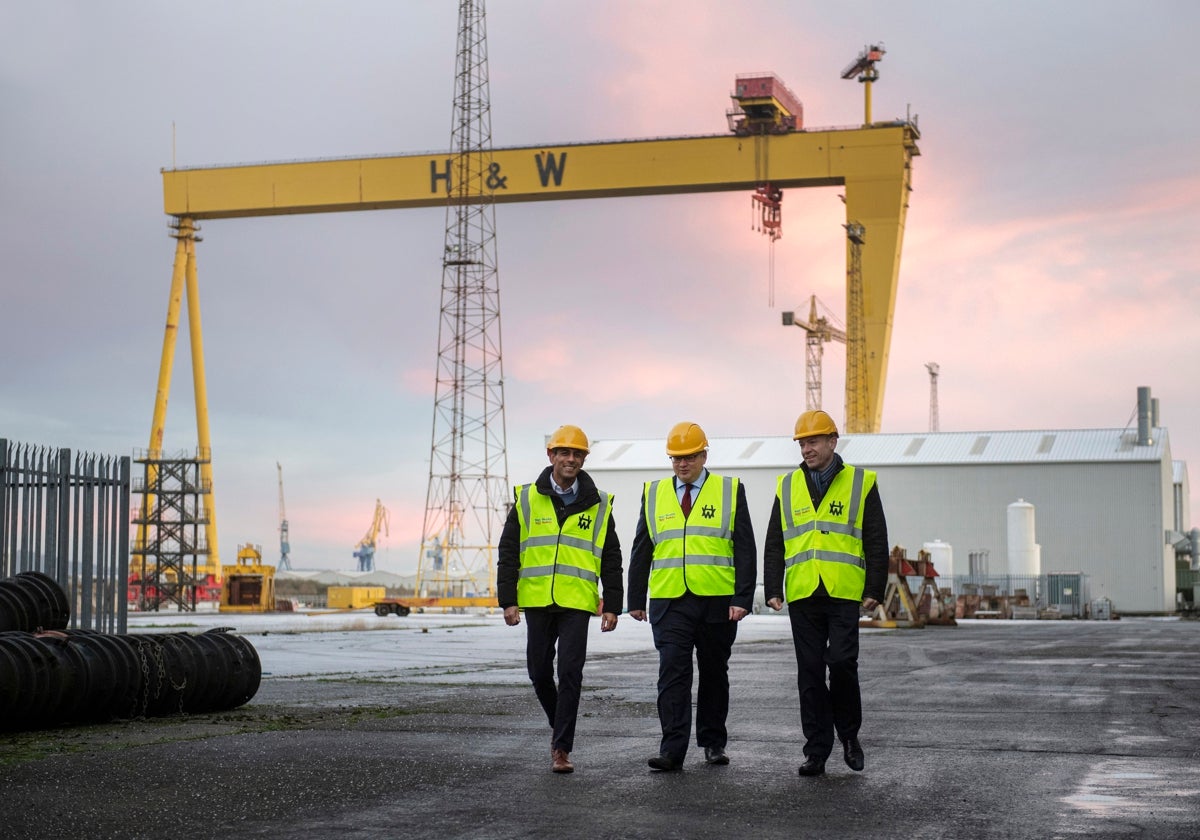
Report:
669,453,701,464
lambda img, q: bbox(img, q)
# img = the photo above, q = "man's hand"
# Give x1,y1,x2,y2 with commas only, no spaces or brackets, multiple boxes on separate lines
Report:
503,606,521,626
629,609,647,622
861,597,879,612
767,597,783,612
729,606,748,622
600,612,618,632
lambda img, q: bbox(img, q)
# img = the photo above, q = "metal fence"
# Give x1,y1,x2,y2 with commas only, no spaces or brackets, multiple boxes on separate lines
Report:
0,439,130,633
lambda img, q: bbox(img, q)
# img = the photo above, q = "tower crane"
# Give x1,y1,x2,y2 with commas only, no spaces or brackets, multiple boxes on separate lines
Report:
276,462,292,570
781,295,846,412
844,221,869,432
353,499,389,573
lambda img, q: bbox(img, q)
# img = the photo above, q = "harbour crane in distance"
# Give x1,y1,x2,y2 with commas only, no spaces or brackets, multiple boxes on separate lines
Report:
781,295,847,412
353,499,389,573
276,462,292,570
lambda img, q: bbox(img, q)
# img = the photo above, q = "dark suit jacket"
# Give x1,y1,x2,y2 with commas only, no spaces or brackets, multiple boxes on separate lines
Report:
496,466,624,612
626,473,756,623
762,455,888,604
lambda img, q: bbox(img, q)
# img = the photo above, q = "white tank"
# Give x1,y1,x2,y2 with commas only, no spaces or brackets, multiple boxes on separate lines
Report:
922,539,953,579
1007,499,1040,576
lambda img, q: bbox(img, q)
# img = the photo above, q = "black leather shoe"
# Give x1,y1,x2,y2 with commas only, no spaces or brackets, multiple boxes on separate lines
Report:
647,754,683,772
843,737,865,772
703,746,729,765
797,756,826,777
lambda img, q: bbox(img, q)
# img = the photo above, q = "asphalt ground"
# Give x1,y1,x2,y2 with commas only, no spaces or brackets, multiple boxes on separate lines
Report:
2,616,1199,840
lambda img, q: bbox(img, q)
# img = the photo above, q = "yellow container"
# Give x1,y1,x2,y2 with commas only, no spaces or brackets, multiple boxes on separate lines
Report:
327,586,386,609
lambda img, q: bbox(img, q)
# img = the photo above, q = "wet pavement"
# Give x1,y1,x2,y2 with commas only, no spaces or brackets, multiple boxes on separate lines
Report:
2,614,1198,839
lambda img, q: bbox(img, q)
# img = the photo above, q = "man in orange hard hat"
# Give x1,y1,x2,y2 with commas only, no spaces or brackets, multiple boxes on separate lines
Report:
628,421,757,772
497,424,624,774
764,409,888,777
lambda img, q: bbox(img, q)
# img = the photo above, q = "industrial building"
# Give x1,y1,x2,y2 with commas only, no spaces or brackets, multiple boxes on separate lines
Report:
587,396,1196,616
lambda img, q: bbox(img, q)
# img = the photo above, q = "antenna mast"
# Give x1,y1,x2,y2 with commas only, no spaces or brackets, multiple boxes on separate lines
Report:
417,0,508,599
926,362,940,432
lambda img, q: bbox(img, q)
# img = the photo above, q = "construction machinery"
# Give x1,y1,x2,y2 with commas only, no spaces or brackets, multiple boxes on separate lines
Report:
861,546,956,629
353,499,389,572
219,543,277,613
276,462,292,570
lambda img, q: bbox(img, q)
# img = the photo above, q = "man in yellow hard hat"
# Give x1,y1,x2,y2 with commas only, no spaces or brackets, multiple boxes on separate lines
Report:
497,424,624,774
628,421,757,771
764,409,888,777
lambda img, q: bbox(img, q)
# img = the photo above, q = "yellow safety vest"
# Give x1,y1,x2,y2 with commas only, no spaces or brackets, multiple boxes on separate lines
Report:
514,484,611,612
644,475,737,598
778,465,874,602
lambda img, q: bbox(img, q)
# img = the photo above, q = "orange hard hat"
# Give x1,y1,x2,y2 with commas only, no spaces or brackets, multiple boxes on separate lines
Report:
547,424,590,454
793,410,838,440
666,422,708,456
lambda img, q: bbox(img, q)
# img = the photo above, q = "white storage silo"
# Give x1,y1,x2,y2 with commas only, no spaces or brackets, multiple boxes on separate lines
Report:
922,539,953,579
1007,499,1041,576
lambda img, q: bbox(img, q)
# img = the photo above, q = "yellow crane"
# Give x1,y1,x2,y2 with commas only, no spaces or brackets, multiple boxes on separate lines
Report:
145,48,918,565
352,500,389,572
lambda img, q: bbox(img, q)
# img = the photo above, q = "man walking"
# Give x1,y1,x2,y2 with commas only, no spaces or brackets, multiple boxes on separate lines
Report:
765,410,888,776
497,424,623,774
628,421,756,771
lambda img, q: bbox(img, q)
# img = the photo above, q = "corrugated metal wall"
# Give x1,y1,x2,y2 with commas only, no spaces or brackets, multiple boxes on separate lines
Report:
588,447,1176,614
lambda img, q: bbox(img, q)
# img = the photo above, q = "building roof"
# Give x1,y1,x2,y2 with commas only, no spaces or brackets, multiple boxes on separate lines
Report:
587,427,1170,471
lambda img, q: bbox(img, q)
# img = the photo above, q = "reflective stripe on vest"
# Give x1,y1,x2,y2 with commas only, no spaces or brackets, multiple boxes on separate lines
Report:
778,465,874,602
644,475,737,598
514,483,610,612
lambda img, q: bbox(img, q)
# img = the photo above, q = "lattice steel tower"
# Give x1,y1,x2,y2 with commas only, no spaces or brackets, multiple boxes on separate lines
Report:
416,0,508,599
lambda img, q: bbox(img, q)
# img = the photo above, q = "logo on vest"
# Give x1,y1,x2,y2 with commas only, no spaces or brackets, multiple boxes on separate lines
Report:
701,504,716,519
534,516,555,526
828,500,845,516
576,513,592,531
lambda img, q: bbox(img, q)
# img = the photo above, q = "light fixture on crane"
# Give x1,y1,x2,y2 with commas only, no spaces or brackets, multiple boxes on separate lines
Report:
841,44,886,125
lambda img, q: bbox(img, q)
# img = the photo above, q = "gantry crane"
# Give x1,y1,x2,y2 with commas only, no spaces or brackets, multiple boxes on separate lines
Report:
353,499,389,573
781,295,846,411
147,14,918,574
276,461,292,570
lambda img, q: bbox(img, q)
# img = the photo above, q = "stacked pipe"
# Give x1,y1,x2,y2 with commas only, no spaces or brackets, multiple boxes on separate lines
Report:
0,572,261,731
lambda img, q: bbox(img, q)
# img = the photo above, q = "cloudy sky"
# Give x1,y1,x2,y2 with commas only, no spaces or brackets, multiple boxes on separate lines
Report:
3,1,1197,574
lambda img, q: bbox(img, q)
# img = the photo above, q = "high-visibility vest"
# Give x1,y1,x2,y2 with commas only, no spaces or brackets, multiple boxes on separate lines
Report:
777,465,875,602
514,484,611,612
643,475,737,598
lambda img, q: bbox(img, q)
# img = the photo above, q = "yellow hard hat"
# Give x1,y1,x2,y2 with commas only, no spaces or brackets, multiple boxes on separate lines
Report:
666,421,708,456
793,410,838,440
547,424,590,454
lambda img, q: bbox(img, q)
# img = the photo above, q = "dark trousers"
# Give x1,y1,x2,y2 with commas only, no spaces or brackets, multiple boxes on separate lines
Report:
525,607,591,753
788,594,862,760
651,594,738,761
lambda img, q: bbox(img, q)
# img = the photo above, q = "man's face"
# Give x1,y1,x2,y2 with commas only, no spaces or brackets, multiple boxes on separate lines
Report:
548,447,587,488
798,434,838,472
670,450,707,484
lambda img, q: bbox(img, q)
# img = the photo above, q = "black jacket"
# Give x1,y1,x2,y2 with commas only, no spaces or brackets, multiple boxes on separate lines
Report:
496,466,624,613
626,472,757,622
763,454,888,604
